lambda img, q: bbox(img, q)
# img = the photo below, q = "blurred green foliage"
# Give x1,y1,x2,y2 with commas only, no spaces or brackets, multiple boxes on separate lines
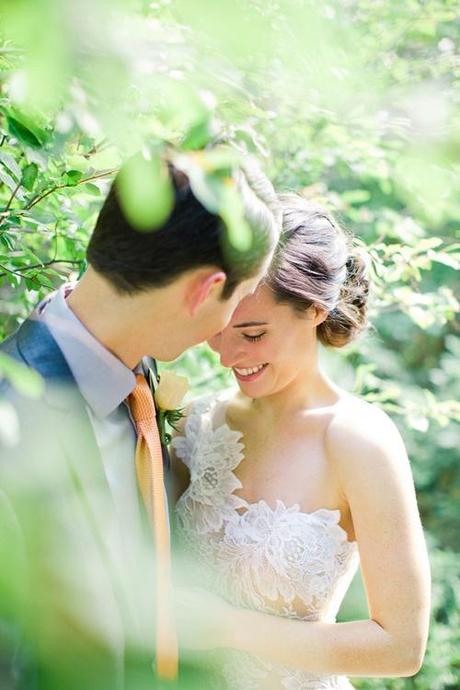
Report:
0,0,459,687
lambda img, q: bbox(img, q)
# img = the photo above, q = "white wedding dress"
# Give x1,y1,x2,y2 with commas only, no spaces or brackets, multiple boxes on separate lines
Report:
172,391,360,690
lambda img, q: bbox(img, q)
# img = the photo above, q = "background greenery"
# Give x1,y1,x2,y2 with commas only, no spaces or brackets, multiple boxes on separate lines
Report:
0,1,459,688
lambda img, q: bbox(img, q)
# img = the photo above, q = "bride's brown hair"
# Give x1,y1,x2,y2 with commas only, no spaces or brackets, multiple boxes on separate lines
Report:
266,193,369,347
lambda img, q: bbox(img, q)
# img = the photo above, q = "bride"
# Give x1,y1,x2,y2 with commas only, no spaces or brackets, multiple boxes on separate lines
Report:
171,194,431,689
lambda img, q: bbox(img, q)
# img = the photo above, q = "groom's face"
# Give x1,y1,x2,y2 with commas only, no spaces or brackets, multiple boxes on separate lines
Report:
186,273,263,353
139,271,264,363
149,255,272,361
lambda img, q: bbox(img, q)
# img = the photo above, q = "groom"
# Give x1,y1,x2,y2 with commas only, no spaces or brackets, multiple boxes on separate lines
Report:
0,154,280,690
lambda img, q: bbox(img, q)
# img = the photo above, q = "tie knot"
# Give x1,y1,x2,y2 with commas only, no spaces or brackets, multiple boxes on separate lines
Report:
128,373,157,424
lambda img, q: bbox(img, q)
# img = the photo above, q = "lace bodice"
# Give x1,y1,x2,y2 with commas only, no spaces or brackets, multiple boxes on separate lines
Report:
172,391,360,690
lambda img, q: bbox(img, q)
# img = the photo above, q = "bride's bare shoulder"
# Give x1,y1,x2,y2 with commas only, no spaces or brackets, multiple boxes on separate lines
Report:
325,394,406,471
323,395,417,526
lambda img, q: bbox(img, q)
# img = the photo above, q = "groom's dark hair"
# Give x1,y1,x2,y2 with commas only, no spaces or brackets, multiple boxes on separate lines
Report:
87,155,280,298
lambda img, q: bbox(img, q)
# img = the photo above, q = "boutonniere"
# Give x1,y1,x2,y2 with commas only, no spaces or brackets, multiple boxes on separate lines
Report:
148,368,189,445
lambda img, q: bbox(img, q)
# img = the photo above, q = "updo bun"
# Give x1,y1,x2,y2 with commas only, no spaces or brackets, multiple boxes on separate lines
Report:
267,194,370,348
318,249,369,347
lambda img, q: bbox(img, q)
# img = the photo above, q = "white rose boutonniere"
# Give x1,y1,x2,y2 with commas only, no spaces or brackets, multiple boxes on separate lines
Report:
148,368,189,445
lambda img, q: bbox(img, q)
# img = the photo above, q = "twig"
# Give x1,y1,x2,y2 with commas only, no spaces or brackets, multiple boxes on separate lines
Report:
25,168,118,211
0,48,24,55
0,262,40,286
0,258,83,279
52,221,59,263
0,167,118,231
3,180,22,213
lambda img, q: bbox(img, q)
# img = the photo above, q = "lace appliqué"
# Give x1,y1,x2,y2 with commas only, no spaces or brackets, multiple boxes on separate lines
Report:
173,394,247,535
172,392,359,690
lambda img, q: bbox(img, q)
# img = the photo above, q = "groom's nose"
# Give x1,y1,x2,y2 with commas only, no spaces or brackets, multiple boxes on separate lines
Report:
216,334,245,369
207,332,221,353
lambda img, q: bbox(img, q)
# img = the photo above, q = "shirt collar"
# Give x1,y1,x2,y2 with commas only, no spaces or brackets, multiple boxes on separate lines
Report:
38,283,137,418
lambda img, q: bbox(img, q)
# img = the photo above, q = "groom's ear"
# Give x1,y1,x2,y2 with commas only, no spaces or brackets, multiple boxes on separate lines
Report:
186,269,227,316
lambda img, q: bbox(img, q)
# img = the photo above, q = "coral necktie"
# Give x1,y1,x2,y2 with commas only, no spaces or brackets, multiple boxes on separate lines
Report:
128,373,178,681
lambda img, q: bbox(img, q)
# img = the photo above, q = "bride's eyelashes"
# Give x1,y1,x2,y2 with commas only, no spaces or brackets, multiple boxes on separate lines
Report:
243,332,265,342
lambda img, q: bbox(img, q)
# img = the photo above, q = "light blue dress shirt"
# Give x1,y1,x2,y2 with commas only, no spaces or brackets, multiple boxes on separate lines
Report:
38,283,144,555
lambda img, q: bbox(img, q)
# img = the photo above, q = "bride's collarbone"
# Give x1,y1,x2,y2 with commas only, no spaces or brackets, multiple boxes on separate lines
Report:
222,397,349,506
229,434,345,517
228,415,331,471
226,396,336,439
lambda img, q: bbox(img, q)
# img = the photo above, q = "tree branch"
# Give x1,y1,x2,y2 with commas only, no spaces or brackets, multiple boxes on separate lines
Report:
25,168,118,211
0,258,83,279
3,180,23,213
0,262,40,286
0,48,24,55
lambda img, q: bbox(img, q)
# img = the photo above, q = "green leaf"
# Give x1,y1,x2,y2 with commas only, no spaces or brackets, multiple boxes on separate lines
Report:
220,179,252,252
0,151,22,181
407,305,436,330
117,152,174,232
0,233,15,251
196,147,241,172
23,245,45,263
173,151,252,250
3,272,21,289
84,183,101,195
25,276,39,291
183,167,225,213
232,125,269,157
181,119,214,151
418,237,444,251
0,352,44,399
22,163,39,191
429,251,460,271
35,274,55,289
6,116,42,148
0,167,19,193
341,190,371,205
62,170,84,186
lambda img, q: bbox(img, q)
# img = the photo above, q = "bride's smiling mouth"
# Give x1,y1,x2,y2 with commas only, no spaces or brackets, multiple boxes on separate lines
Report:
233,363,268,382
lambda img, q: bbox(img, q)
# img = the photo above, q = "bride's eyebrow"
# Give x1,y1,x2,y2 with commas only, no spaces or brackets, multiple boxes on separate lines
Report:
233,321,268,329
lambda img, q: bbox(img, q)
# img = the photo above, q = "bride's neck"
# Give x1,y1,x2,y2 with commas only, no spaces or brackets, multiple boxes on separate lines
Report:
249,364,340,422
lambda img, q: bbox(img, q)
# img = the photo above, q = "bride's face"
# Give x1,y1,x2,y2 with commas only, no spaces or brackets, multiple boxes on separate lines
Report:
208,283,320,398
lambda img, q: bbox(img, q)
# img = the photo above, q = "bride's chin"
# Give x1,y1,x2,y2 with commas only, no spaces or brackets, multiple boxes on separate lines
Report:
235,380,270,397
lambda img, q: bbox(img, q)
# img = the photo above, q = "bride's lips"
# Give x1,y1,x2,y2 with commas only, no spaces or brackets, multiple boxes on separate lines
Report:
233,363,268,382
